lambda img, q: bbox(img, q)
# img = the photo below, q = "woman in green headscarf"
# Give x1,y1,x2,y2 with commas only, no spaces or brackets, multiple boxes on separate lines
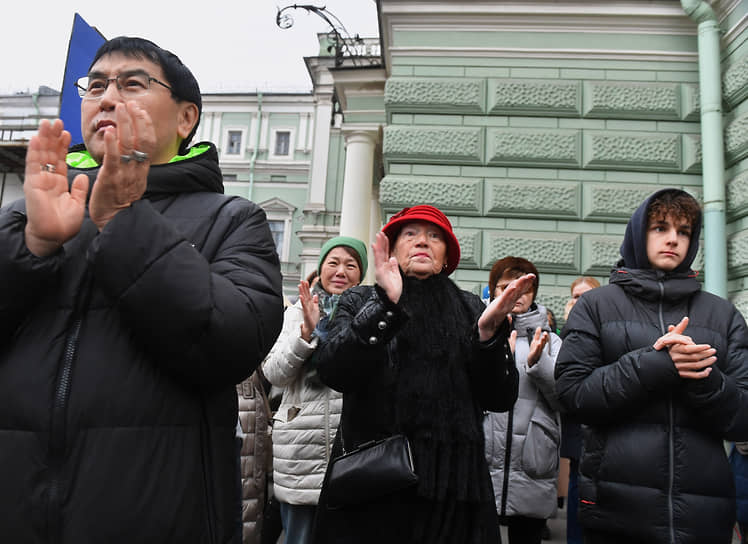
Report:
261,236,367,544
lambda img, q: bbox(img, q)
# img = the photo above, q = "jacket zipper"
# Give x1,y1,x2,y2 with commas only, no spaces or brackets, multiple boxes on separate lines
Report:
657,280,676,544
500,407,514,517
47,317,83,544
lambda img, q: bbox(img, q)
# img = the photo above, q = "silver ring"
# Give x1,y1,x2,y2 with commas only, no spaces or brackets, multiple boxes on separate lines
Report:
132,150,148,163
41,163,56,173
120,154,132,163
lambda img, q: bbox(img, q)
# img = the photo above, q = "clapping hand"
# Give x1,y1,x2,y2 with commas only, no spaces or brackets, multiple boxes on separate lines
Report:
23,119,90,257
298,280,321,342
478,274,535,342
372,231,402,304
527,327,550,367
89,102,155,231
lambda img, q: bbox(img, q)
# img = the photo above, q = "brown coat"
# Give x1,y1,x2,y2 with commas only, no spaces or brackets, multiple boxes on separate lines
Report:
237,372,273,544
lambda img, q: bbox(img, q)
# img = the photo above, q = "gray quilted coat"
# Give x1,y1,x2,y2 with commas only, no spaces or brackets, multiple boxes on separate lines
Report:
483,303,562,519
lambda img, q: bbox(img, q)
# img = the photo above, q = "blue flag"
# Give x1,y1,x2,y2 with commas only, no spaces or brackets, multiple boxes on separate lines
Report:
59,13,106,146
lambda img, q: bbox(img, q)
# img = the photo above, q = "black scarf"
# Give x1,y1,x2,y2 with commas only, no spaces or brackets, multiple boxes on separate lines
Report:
394,274,492,506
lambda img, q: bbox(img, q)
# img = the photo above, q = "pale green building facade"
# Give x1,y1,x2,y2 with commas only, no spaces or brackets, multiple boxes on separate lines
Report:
198,1,748,321
364,0,748,322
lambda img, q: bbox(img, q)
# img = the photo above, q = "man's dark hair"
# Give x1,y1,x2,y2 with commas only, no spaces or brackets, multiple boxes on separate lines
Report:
647,189,701,228
89,36,201,155
488,256,539,302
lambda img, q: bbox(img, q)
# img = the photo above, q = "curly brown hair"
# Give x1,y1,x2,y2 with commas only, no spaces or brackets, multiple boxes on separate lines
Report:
647,190,701,228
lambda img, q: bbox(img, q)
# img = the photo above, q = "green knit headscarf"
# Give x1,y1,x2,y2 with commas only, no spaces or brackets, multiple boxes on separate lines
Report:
317,236,368,282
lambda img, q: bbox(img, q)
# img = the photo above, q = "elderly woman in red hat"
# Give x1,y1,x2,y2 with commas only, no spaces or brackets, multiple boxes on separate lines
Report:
311,205,534,544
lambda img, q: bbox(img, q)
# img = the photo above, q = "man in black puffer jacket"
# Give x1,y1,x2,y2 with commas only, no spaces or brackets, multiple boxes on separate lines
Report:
555,188,748,544
0,37,283,543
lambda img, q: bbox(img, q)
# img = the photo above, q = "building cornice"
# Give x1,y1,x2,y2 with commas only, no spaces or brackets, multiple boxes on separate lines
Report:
378,1,702,71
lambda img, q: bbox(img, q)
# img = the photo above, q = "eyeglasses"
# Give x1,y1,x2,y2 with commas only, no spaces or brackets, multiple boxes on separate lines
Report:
75,72,173,99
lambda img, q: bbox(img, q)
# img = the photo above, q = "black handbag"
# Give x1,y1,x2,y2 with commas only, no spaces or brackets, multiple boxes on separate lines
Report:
325,434,418,509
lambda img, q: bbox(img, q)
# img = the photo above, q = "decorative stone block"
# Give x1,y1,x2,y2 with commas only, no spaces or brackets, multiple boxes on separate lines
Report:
682,84,700,121
728,230,748,274
384,77,486,114
584,81,681,120
723,53,748,109
487,79,581,116
485,179,580,218
583,184,664,221
383,126,484,164
486,128,581,167
682,134,702,174
483,231,579,274
725,113,748,167
727,170,748,220
454,228,481,268
536,292,570,325
582,235,622,274
683,134,703,174
379,176,482,215
730,292,748,322
583,132,680,172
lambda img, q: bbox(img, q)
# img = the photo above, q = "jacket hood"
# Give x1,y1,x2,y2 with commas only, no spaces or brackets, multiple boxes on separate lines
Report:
619,188,701,273
66,142,224,196
610,266,701,303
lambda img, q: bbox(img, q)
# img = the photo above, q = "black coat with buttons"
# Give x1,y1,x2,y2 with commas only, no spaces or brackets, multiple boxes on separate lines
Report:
312,281,518,543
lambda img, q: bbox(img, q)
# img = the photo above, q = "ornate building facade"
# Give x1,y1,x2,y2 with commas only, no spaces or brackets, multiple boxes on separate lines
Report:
341,0,748,321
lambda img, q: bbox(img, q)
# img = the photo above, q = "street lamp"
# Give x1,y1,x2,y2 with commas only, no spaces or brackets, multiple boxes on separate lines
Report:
275,4,365,67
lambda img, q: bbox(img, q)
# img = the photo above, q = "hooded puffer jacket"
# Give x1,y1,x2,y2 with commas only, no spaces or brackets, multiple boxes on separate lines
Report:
483,303,562,520
0,143,284,543
555,188,748,544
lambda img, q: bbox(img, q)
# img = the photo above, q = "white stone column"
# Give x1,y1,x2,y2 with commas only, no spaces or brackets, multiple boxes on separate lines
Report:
365,185,382,284
339,130,377,245
308,96,333,205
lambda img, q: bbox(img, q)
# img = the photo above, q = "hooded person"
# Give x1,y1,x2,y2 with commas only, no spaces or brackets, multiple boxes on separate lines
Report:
310,205,537,544
555,188,748,544
261,236,367,544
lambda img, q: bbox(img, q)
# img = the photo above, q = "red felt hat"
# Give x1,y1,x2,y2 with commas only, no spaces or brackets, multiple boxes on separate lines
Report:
382,205,461,275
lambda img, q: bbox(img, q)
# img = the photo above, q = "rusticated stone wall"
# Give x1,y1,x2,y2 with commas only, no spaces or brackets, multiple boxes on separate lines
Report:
379,36,748,320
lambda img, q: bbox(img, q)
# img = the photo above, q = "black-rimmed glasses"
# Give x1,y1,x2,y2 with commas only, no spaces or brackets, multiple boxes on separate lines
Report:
75,72,173,99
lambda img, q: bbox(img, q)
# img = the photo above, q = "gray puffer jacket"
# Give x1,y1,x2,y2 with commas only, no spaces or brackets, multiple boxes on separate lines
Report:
483,303,562,519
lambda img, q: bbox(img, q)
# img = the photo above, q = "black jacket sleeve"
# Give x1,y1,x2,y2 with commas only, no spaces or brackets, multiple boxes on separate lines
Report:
463,293,518,412
677,303,748,441
316,285,407,393
88,197,284,389
0,201,63,345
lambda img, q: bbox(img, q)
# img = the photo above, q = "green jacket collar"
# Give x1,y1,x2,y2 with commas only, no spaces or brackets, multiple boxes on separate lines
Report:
66,143,211,169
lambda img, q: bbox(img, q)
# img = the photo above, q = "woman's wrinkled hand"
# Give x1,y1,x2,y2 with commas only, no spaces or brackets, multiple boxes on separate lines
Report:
298,280,321,342
372,231,402,304
478,273,535,342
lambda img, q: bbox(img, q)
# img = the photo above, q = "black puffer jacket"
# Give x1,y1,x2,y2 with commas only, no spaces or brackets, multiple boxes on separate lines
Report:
0,143,284,543
555,189,748,544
